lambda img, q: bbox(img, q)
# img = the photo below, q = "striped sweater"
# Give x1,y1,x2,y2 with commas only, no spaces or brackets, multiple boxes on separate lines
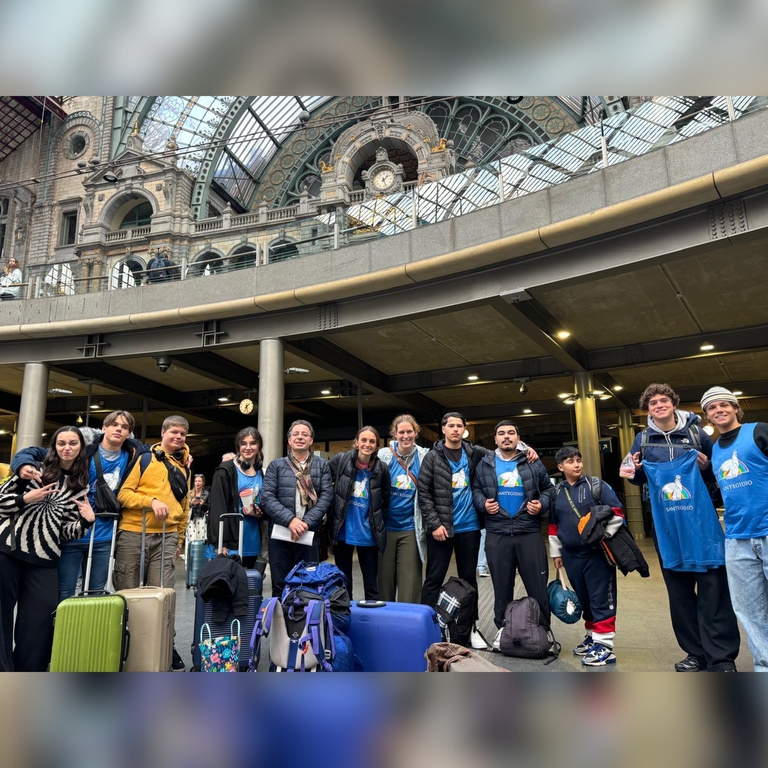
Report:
0,475,93,566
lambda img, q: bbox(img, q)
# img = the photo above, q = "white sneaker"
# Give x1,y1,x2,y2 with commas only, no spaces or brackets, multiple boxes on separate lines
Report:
470,627,489,651
492,627,502,652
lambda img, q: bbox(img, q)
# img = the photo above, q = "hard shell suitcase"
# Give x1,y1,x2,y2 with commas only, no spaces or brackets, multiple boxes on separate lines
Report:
119,511,176,672
186,540,206,588
192,513,262,671
50,514,129,672
348,600,442,672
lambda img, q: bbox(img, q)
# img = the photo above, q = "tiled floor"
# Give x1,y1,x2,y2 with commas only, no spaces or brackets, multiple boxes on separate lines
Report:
176,537,754,672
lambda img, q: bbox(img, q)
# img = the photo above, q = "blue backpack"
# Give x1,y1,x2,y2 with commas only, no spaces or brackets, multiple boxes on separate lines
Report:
250,561,353,671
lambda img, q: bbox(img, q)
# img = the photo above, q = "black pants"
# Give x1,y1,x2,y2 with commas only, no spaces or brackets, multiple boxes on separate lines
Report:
563,549,617,647
333,542,379,600
421,529,481,619
485,531,550,628
0,553,59,672
268,537,318,597
661,563,740,671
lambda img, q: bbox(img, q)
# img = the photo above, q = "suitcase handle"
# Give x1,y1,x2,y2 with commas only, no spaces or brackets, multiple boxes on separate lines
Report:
140,508,167,588
219,512,244,556
82,512,121,595
357,600,387,608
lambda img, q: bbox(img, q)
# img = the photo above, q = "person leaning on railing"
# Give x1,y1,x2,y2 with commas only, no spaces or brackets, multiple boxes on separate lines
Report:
0,258,22,300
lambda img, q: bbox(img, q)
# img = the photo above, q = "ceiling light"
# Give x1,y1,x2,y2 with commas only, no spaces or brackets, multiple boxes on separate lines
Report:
564,398,576,405
0,430,5,435
612,385,623,391
285,367,310,375
599,395,611,401
462,429,470,439
700,342,714,351
558,393,571,399
321,389,331,395
218,395,231,403
591,389,605,396
556,331,570,340
467,375,479,381
703,425,715,436
733,390,743,396
523,408,532,414
89,404,100,409
48,387,73,395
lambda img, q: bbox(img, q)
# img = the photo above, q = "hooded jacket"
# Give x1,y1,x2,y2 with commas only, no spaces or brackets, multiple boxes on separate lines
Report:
117,443,191,547
208,458,263,550
472,448,553,535
197,554,249,622
328,449,390,552
419,439,489,537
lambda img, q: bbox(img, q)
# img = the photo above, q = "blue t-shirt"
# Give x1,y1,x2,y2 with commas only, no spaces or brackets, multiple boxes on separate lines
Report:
72,446,129,545
495,456,526,518
712,423,768,539
341,469,375,547
386,451,420,531
237,469,263,557
643,451,725,571
449,451,478,534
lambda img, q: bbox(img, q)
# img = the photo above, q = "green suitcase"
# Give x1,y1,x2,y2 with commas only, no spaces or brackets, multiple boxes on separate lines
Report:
49,514,130,672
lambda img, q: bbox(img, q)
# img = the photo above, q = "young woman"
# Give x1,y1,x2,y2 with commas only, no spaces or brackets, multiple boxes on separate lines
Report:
0,426,95,671
208,428,264,569
0,257,22,300
186,473,210,557
377,415,429,603
329,426,390,599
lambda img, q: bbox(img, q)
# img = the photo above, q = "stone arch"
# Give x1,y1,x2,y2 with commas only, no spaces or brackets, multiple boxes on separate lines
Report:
267,237,299,264
109,255,147,290
228,243,259,270
188,248,226,277
98,189,159,231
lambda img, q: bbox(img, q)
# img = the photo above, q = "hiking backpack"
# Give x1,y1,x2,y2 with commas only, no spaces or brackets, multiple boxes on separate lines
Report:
434,577,477,648
499,595,560,663
249,561,353,671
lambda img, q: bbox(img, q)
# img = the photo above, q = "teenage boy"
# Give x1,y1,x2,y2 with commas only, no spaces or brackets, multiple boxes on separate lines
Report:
702,386,768,672
11,411,149,601
550,446,625,666
629,383,740,672
472,420,552,650
117,415,190,670
261,419,333,597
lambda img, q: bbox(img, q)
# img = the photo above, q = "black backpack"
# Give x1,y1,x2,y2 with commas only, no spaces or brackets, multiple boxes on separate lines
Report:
435,577,476,648
499,596,560,663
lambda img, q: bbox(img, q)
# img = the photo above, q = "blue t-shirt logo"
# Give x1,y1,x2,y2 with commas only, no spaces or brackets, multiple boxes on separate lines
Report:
498,468,522,487
661,475,692,501
718,450,749,479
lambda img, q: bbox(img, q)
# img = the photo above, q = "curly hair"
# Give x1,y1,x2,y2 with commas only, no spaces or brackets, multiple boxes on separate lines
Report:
41,426,90,492
639,383,680,412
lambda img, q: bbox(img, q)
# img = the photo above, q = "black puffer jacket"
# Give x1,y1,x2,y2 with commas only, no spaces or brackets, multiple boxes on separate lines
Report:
328,450,390,552
419,440,489,537
472,450,552,535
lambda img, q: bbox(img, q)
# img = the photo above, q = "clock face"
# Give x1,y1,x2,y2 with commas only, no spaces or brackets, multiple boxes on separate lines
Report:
372,168,395,190
239,398,254,415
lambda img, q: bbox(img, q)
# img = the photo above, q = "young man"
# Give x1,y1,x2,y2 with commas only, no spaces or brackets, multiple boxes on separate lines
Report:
550,446,625,666
701,386,768,672
472,420,552,650
261,419,333,597
116,415,190,670
629,383,740,672
10,411,149,601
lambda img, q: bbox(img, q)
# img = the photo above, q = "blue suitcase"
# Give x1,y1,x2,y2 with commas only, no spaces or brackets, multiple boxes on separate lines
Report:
191,514,263,671
348,600,442,672
186,540,206,589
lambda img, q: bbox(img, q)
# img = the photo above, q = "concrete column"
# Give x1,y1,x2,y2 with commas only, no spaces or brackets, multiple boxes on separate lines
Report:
16,363,49,451
618,408,645,539
258,339,285,467
573,372,601,477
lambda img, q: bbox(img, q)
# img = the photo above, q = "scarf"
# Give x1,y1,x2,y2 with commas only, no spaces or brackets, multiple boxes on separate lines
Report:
287,451,318,510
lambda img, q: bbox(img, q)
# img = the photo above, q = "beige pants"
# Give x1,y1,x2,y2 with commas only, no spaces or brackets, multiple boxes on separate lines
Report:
113,529,178,590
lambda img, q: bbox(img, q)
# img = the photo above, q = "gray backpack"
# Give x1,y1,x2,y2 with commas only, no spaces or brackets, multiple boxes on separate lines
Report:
499,596,560,664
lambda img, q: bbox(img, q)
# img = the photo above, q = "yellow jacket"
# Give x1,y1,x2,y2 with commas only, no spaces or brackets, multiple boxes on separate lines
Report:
117,445,190,548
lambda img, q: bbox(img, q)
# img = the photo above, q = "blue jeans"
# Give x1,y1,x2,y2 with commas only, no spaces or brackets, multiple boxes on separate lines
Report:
477,528,488,572
57,541,111,602
725,536,768,672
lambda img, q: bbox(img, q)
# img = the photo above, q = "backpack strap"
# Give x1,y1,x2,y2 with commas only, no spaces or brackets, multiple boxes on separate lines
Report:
139,451,152,476
588,476,603,504
687,425,702,450
639,428,652,458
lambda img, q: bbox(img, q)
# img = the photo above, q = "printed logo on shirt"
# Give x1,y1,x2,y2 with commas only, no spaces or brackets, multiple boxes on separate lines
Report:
452,468,468,489
103,467,122,490
661,474,692,501
498,469,522,487
353,479,369,498
393,474,415,490
718,450,749,479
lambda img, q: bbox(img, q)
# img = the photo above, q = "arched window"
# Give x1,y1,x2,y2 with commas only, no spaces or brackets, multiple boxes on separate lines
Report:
230,245,258,270
268,239,298,264
118,201,153,229
109,259,144,289
188,251,223,277
44,263,75,296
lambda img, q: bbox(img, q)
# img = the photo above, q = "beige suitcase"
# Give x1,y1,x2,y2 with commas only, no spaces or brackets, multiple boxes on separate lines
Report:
119,512,176,672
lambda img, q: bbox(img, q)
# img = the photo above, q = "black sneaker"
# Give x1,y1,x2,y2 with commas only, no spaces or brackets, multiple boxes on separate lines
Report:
674,655,705,672
172,647,186,672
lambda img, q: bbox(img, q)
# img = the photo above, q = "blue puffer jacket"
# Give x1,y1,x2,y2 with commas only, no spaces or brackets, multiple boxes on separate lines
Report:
472,450,553,535
261,453,333,532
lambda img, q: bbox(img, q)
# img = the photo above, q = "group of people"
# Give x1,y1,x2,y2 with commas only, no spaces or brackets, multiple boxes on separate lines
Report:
0,378,765,672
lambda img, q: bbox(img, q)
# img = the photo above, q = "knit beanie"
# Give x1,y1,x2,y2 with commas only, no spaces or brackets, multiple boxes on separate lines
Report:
700,386,738,412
